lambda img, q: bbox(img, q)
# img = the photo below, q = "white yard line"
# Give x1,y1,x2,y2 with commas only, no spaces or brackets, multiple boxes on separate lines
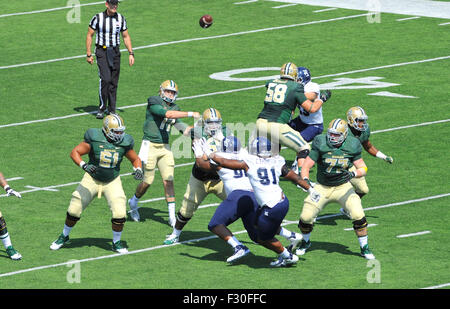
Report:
0,13,370,70
0,1,106,18
396,231,431,238
314,8,338,13
0,192,448,279
1,55,449,130
272,4,299,9
422,282,450,289
234,0,259,4
396,16,421,21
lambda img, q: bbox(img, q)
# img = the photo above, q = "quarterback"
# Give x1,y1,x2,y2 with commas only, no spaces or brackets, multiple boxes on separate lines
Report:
50,114,142,254
128,80,199,226
297,118,375,260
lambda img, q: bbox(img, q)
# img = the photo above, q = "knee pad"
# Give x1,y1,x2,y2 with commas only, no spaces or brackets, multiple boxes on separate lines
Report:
176,211,191,224
297,149,310,159
0,216,7,236
111,217,126,226
353,217,368,231
298,220,314,234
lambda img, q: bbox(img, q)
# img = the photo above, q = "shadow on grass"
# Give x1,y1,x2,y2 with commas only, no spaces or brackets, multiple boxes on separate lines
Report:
127,205,171,226
73,105,125,116
61,237,128,252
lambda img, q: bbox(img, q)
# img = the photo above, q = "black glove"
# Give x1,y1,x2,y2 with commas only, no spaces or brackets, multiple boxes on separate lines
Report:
342,170,356,182
320,90,332,102
132,168,144,181
82,163,97,175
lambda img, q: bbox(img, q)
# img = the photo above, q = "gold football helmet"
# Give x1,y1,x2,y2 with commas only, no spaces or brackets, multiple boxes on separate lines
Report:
102,114,126,143
280,62,298,81
347,106,368,131
159,80,178,103
327,118,348,146
202,108,222,137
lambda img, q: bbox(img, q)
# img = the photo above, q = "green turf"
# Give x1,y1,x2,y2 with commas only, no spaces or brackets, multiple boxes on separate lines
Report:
0,0,449,290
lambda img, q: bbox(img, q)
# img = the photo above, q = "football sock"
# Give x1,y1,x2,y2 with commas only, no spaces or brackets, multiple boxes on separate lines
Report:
130,195,139,205
113,231,122,243
278,227,292,239
280,248,291,258
172,228,182,237
302,233,311,242
358,235,368,248
168,202,176,218
63,224,73,237
227,236,241,248
0,232,12,248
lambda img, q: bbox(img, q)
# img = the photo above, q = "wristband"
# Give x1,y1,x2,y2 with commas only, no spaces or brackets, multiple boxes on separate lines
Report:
79,161,86,169
3,185,9,191
187,112,193,117
129,51,134,56
87,54,92,57
376,151,387,160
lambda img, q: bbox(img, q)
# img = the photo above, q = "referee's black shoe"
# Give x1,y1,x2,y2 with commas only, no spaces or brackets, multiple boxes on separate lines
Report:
96,111,104,119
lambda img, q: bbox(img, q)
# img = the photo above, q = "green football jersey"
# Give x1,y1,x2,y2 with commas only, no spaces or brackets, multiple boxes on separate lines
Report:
84,128,134,183
143,96,187,144
347,124,371,144
309,134,362,186
257,78,307,124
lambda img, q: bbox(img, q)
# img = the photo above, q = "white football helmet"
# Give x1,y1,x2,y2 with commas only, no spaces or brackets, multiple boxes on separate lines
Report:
103,114,126,143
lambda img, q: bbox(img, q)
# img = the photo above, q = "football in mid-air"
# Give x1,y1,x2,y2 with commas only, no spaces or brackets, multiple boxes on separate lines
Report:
199,14,213,28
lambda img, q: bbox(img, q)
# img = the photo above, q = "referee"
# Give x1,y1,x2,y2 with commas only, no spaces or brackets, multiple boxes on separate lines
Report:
86,0,135,119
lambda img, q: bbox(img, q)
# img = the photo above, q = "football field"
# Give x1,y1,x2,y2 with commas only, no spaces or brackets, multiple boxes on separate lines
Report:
0,0,449,291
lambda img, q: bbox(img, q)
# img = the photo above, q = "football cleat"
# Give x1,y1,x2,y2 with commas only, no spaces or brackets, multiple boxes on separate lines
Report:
347,106,368,132
128,198,140,222
280,62,298,80
270,252,299,267
102,114,125,143
96,111,104,119
286,232,303,253
159,80,179,103
327,119,348,146
112,241,128,254
163,234,179,245
339,207,352,219
50,233,70,250
226,245,250,263
297,67,311,85
360,244,375,260
295,239,311,256
6,246,22,260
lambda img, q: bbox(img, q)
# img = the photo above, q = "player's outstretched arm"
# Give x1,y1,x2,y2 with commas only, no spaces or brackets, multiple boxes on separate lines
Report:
281,164,311,191
363,140,393,164
125,149,143,180
209,153,248,172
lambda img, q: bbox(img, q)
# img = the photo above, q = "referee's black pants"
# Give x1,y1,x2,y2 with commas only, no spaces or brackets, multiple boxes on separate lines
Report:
96,46,121,114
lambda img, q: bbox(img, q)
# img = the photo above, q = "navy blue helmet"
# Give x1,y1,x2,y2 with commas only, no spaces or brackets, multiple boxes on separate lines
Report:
249,137,272,158
222,136,241,153
297,67,311,85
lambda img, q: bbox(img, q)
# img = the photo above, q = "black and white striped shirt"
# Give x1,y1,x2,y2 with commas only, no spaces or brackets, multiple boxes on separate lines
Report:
89,10,127,47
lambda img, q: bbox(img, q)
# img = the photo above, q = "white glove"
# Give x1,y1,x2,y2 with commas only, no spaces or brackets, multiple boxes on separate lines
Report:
307,187,320,203
192,139,204,158
200,137,213,157
5,186,21,198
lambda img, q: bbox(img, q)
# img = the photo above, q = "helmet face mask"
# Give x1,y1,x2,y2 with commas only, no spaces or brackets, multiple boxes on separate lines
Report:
159,80,178,104
347,106,368,132
249,137,272,158
202,108,222,137
103,114,126,143
297,67,311,85
327,119,348,146
280,62,298,81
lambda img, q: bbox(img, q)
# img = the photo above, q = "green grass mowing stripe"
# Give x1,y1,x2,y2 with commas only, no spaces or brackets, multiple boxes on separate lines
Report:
1,54,449,129
0,118,448,199
0,13,370,70
1,192,448,279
